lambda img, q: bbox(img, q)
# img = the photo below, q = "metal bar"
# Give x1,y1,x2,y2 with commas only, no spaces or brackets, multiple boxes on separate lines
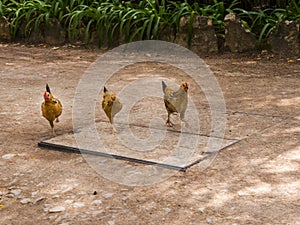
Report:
95,119,240,142
38,141,187,172
197,107,290,119
185,139,241,169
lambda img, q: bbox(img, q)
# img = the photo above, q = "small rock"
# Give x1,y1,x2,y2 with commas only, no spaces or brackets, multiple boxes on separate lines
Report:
6,193,14,198
8,186,17,190
17,195,25,200
44,203,51,208
9,178,17,185
64,199,73,204
103,193,113,198
10,189,21,196
31,191,38,197
78,191,87,195
73,202,85,208
37,182,44,187
52,195,60,199
20,198,32,204
206,217,216,224
91,200,102,205
34,197,46,204
49,206,66,213
198,207,205,213
2,154,16,159
92,210,104,216
164,207,171,213
0,191,3,196
146,205,154,210
108,221,115,225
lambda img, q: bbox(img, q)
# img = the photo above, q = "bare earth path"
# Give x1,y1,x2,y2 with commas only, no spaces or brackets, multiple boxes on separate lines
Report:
0,43,299,224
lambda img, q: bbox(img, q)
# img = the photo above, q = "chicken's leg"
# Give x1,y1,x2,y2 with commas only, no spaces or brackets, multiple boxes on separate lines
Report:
166,113,174,127
109,117,118,134
49,121,56,136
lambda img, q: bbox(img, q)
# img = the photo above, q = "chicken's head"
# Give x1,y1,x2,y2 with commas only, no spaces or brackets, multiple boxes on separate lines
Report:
111,93,117,101
181,81,189,92
44,91,51,101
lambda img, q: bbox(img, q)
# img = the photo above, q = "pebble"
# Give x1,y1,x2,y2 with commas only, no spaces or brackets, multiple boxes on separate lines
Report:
146,205,154,210
91,200,102,205
43,204,51,212
37,182,44,187
164,207,171,213
49,206,66,213
103,193,113,198
20,198,32,204
198,207,205,213
34,197,46,204
2,154,16,159
31,191,38,197
17,195,25,200
8,186,17,190
73,202,85,208
108,221,115,225
10,189,21,196
64,199,73,204
6,193,14,198
78,191,87,195
92,210,104,216
206,217,216,224
52,195,60,199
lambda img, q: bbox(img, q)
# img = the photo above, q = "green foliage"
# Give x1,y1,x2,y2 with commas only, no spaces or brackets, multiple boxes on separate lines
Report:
234,0,300,48
1,0,299,49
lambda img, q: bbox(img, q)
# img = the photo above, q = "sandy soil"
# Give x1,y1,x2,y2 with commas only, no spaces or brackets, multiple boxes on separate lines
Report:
0,43,299,225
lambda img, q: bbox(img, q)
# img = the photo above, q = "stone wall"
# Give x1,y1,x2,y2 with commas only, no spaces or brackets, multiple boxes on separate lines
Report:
0,14,299,56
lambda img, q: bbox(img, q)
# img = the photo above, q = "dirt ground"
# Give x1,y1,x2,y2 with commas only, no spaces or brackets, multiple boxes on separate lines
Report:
0,42,299,225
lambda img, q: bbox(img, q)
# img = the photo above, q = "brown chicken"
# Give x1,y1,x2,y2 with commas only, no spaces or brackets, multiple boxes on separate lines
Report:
162,81,189,127
41,84,63,135
102,86,123,133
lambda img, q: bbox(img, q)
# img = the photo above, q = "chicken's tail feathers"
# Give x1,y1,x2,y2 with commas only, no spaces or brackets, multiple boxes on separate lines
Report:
162,80,167,94
46,84,51,93
104,86,108,93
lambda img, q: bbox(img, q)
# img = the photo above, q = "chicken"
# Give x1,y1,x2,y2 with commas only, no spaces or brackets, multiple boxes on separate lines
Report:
102,86,123,133
41,84,63,135
162,81,189,127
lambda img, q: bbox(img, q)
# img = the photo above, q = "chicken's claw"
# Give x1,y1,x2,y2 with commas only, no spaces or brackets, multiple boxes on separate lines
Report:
166,119,174,127
112,125,118,134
